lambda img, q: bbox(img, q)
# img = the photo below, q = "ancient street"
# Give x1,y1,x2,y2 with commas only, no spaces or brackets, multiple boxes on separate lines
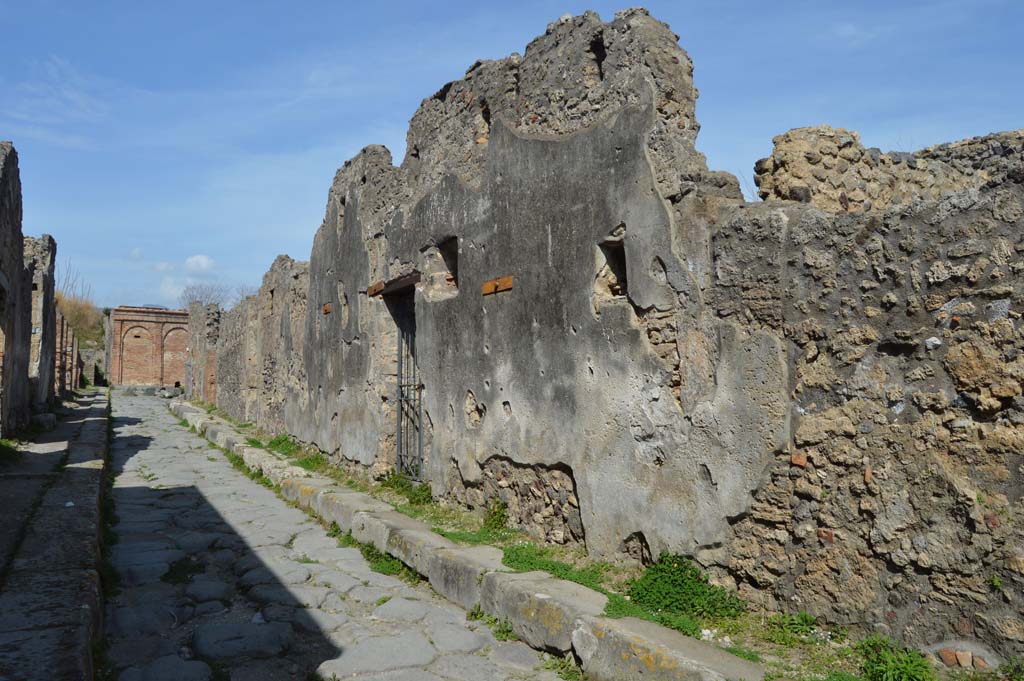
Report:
105,392,558,680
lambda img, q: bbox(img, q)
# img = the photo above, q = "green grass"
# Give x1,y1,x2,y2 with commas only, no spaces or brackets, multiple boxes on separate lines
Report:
293,451,328,471
434,526,520,545
327,524,420,584
467,605,518,641
724,645,762,663
855,635,936,681
162,557,204,584
381,471,433,506
502,542,609,592
542,654,583,680
221,446,277,490
267,433,301,456
499,545,744,640
764,611,820,646
246,437,265,448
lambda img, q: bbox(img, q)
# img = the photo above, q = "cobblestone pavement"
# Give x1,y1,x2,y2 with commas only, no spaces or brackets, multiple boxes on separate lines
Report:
105,393,561,681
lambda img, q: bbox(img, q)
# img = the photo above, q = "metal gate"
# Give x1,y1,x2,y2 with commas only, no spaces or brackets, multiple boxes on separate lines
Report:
393,292,422,480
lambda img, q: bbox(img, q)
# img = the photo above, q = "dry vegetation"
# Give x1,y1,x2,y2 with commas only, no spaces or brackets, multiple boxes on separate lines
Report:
57,259,104,344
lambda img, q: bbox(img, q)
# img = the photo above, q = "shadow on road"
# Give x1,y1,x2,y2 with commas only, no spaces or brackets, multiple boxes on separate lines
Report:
102,406,343,679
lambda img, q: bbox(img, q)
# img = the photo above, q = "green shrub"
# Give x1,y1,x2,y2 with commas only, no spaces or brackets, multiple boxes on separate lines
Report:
381,471,432,505
483,498,509,531
293,451,326,471
267,433,300,456
856,635,936,681
502,543,608,592
765,611,819,645
629,553,746,620
407,482,433,505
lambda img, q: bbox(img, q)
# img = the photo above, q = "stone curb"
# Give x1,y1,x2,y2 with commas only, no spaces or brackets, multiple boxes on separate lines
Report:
170,400,764,681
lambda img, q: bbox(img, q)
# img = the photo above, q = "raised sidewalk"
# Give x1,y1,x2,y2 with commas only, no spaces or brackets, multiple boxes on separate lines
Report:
0,393,109,681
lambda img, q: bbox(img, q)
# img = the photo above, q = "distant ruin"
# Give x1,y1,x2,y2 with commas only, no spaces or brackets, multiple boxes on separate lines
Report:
107,306,188,387
183,9,1023,660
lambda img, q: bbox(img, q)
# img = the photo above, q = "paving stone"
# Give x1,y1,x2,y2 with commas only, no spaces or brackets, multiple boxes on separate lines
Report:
488,641,543,670
99,396,562,680
313,569,361,593
240,564,311,587
429,623,485,653
428,653,511,680
315,631,436,676
192,622,293,659
247,584,329,608
348,585,390,604
119,654,212,681
185,579,233,603
372,597,429,622
109,605,177,638
294,608,350,633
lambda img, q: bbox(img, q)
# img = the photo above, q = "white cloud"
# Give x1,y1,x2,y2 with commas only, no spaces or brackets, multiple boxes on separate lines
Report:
184,254,215,274
152,261,173,273
158,275,183,303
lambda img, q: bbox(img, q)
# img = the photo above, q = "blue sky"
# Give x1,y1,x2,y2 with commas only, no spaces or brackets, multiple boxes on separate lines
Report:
1,0,1020,308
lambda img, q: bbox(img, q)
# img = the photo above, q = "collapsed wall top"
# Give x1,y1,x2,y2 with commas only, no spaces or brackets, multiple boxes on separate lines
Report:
755,124,1024,212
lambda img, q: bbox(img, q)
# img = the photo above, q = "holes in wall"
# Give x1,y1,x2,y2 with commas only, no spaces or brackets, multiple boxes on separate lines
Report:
620,531,653,565
502,401,512,417
336,280,350,328
589,31,608,81
593,224,630,316
479,98,491,131
420,237,460,302
877,339,917,357
465,390,485,428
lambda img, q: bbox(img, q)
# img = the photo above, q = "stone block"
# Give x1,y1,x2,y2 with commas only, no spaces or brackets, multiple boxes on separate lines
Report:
572,616,764,681
481,570,606,652
427,545,505,610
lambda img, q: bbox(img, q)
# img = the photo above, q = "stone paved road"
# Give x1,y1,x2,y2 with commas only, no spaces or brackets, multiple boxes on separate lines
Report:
105,393,560,681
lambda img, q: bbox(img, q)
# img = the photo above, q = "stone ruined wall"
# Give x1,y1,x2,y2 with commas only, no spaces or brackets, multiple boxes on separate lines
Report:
190,10,1024,657
214,297,257,423
24,235,56,409
284,9,777,561
255,256,308,435
203,256,308,429
755,124,1024,213
0,142,32,435
186,303,220,404
707,176,1024,658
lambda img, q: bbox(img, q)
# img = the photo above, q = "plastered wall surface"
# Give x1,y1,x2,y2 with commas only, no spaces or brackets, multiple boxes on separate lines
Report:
187,10,1024,658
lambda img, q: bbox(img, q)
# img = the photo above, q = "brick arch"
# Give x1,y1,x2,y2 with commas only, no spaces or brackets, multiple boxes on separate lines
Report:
162,326,187,387
120,325,154,385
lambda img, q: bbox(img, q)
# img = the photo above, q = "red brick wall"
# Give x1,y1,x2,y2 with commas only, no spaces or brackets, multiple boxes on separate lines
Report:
120,325,154,385
162,327,187,387
109,307,189,386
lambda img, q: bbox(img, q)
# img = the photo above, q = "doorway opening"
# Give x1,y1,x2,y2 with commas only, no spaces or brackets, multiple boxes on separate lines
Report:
384,288,422,480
